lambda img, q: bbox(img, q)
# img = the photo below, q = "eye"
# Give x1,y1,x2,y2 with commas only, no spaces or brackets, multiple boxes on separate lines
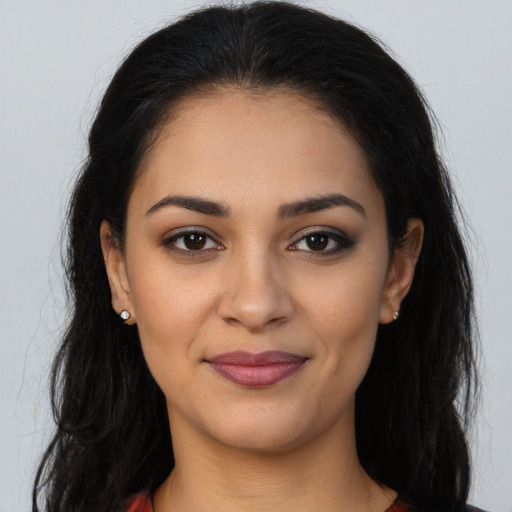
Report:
162,230,223,253
290,230,354,255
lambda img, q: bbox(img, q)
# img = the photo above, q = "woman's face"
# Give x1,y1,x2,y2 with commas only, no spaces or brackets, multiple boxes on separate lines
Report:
103,88,420,452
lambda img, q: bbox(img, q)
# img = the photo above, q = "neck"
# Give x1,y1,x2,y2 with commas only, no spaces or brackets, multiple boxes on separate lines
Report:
153,405,395,512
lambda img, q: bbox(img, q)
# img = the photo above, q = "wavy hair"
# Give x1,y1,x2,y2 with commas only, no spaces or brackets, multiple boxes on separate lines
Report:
33,2,478,511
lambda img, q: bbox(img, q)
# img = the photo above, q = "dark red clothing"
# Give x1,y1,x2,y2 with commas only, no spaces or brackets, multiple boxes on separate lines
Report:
125,494,152,512
124,493,412,512
124,493,487,512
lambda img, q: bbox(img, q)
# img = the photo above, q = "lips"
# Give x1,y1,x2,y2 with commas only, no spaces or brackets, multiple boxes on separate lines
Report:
206,350,308,387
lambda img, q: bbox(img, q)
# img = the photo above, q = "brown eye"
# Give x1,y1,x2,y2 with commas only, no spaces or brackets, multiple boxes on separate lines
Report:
163,230,222,253
183,233,207,250
305,234,328,251
291,229,354,255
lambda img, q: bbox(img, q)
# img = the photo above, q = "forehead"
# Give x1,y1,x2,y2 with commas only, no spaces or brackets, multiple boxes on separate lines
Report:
131,87,383,219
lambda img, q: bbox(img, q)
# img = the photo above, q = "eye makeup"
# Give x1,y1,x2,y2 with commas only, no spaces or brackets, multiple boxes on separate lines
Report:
288,226,356,257
160,225,356,260
161,228,224,257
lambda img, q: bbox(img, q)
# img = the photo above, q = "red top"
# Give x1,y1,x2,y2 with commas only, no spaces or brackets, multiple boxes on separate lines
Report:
125,494,152,512
124,493,410,512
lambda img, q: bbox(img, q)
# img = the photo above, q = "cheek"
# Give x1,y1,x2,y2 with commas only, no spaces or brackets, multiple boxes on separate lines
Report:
127,261,219,380
296,258,386,376
300,258,385,330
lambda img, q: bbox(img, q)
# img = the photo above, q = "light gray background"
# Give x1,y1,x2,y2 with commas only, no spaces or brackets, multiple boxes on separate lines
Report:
1,1,511,511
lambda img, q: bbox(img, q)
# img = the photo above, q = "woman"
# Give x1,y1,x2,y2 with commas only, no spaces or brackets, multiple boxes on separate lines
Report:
33,2,480,511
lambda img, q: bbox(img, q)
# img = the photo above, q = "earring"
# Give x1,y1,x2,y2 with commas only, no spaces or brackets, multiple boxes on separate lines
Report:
393,311,399,321
120,310,131,321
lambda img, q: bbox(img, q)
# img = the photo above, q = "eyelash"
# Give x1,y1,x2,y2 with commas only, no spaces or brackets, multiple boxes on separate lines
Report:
161,229,223,256
161,228,354,257
288,229,355,255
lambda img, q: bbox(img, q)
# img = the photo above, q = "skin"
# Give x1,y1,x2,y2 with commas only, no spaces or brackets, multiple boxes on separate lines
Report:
101,88,423,512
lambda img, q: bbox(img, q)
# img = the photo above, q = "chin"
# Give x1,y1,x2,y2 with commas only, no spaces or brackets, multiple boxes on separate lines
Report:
214,424,310,454
200,402,334,454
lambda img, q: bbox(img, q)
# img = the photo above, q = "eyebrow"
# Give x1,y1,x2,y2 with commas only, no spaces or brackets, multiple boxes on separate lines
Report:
146,195,231,217
146,193,366,219
277,194,366,219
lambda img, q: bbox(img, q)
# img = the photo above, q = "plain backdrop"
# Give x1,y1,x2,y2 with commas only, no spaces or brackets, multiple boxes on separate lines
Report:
1,1,511,511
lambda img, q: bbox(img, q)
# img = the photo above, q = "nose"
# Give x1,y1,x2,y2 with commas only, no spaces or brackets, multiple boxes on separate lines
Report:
218,249,295,332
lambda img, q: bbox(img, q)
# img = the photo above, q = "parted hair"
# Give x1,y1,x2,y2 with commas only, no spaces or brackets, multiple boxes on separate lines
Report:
33,2,478,512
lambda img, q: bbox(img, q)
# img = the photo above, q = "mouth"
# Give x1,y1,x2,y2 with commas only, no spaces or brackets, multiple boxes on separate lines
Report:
205,350,309,387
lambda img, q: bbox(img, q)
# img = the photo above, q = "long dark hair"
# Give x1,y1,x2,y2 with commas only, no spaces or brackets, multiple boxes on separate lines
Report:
33,2,478,511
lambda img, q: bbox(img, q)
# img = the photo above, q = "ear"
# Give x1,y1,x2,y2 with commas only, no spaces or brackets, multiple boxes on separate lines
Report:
379,218,424,324
100,221,136,324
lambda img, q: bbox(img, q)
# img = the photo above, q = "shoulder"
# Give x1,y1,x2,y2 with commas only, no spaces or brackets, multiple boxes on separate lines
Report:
123,494,153,512
393,497,490,512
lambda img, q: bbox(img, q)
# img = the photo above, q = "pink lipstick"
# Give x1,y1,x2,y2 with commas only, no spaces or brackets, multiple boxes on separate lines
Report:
207,350,308,387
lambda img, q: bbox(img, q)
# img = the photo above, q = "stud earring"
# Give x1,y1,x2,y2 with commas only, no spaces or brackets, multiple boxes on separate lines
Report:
120,310,131,321
393,311,399,321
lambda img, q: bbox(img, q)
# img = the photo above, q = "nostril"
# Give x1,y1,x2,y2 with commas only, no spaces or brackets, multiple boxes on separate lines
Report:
218,294,294,331
217,258,295,330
